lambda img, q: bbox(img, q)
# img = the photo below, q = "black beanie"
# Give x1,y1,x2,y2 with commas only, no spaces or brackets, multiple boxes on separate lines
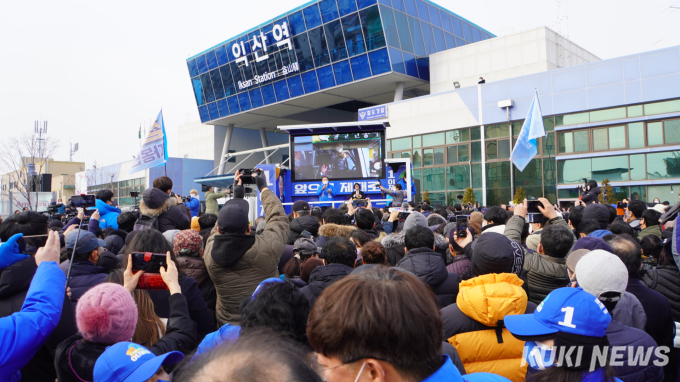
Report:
471,232,524,277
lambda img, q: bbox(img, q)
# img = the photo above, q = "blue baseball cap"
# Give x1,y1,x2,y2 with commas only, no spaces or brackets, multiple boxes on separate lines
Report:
504,287,611,338
66,230,106,255
93,342,184,382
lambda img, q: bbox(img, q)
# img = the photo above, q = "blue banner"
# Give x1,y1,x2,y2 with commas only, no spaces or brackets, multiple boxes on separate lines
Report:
358,105,387,121
129,110,168,175
510,92,545,172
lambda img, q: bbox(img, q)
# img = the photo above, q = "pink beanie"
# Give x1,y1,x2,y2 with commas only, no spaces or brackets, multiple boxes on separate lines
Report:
75,283,138,344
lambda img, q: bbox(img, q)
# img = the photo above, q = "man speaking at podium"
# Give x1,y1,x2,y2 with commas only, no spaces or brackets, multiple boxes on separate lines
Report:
316,176,335,212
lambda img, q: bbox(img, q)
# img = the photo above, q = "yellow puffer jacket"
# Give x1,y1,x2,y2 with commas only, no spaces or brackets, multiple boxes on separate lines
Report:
447,273,529,382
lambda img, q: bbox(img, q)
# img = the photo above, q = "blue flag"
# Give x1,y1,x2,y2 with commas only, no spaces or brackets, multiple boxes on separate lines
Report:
510,92,545,172
129,110,168,175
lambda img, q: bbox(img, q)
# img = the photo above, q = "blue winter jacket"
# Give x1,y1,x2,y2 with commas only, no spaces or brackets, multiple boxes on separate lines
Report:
423,355,510,382
315,183,335,207
0,262,65,382
95,199,121,230
187,197,200,218
606,320,664,382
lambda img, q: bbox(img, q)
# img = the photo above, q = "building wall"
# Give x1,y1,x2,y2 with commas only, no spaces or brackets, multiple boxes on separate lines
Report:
429,26,600,94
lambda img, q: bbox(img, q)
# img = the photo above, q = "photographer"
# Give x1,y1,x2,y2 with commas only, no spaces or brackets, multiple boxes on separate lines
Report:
138,176,191,232
187,189,201,218
581,179,601,204
95,189,121,229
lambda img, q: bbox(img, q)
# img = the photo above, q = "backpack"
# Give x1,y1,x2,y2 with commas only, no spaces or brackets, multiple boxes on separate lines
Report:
133,214,159,231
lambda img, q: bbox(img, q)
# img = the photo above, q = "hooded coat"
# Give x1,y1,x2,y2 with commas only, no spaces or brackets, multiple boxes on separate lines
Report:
205,189,288,325
605,320,664,382
442,273,531,382
581,186,601,204
287,215,321,245
139,188,191,233
67,261,107,304
315,223,356,249
176,256,217,315
299,263,353,306
396,247,460,308
642,265,680,322
94,199,121,229
638,225,662,240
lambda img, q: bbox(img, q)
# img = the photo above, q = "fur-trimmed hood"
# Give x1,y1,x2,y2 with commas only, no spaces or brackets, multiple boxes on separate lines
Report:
318,223,355,238
382,231,447,250
139,188,175,217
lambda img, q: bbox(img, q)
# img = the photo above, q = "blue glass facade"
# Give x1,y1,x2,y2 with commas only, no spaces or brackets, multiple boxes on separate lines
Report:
187,0,493,123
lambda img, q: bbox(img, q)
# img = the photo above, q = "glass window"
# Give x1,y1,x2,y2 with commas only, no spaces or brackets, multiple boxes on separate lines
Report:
273,79,290,101
408,16,426,57
423,132,444,147
219,65,236,97
423,148,434,166
215,46,229,66
462,21,473,42
543,132,555,156
357,0,377,8
514,159,542,199
392,152,401,158
401,151,411,159
360,5,386,51
317,65,336,89
403,0,418,17
593,129,608,151
261,84,277,104
630,154,646,180
471,141,481,162
628,122,645,149
664,120,680,144
458,144,469,162
648,185,680,206
227,95,240,114
237,92,252,111
380,6,400,49
249,88,264,108
288,11,307,35
647,151,680,179
555,112,589,126
447,165,470,192
207,102,219,120
512,120,524,136
420,22,435,55
441,12,453,33
303,4,323,29
337,0,358,16
301,70,320,93
423,167,445,191
485,124,509,139
543,117,555,132
590,107,626,123
196,55,208,74
217,98,229,117
200,73,215,103
319,0,340,23
416,57,429,80
648,122,663,146
368,48,391,75
592,155,629,182
471,127,480,140
444,32,456,49
287,75,304,97
472,27,482,42
325,20,349,62
558,158,592,184
609,126,626,149
558,132,574,153
413,135,421,148
293,34,314,72
187,59,199,77
630,186,647,202
308,27,331,68
543,158,556,203
413,149,422,167
558,189,580,199
574,131,589,152
486,162,511,206
206,51,218,70
386,140,391,151
627,105,643,118
390,0,404,11
498,139,511,159
333,59,354,85
403,51,418,77
447,146,458,164
434,147,444,165
644,99,680,116
428,5,442,28
432,27,445,53
415,0,430,22
393,11,413,53
486,141,497,160
472,164,482,189
389,47,405,74
451,16,463,38
342,13,367,57
447,129,469,144
192,78,204,106
391,137,411,150
351,54,371,79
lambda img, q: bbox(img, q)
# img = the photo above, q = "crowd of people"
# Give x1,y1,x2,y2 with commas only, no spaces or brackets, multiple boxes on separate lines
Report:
1,174,679,382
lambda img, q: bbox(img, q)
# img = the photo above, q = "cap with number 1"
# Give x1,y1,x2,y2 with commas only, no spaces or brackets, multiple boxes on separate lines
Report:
504,287,611,338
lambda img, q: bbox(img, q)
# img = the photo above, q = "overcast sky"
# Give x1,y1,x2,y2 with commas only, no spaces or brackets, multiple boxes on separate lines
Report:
1,0,679,170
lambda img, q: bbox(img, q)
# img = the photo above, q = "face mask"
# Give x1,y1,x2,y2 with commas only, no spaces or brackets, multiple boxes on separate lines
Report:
524,341,556,370
191,194,197,198
336,146,343,153
322,181,329,185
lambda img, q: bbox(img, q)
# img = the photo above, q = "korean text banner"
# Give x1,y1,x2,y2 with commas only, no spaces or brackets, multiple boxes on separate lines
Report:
129,110,168,175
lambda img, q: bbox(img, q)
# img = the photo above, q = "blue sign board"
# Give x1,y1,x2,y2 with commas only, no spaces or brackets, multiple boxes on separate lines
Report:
358,105,387,121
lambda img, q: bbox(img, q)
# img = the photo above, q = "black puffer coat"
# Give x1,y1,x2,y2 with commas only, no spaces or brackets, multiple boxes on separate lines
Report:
176,256,217,315
139,187,191,233
581,186,601,204
0,258,77,382
642,265,680,322
300,263,353,306
396,248,460,308
287,215,320,245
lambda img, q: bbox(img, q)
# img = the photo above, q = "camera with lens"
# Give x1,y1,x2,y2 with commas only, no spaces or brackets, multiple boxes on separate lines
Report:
238,169,261,184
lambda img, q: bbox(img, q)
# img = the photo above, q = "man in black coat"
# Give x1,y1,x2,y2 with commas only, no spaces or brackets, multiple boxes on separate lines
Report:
138,176,191,233
396,225,459,308
287,200,320,245
300,237,355,306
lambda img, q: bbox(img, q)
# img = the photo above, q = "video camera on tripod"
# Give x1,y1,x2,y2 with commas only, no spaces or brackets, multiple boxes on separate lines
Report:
130,191,141,218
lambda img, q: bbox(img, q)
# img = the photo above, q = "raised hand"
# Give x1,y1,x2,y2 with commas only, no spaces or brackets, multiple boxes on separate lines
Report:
123,254,144,292
159,251,181,295
35,231,60,266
